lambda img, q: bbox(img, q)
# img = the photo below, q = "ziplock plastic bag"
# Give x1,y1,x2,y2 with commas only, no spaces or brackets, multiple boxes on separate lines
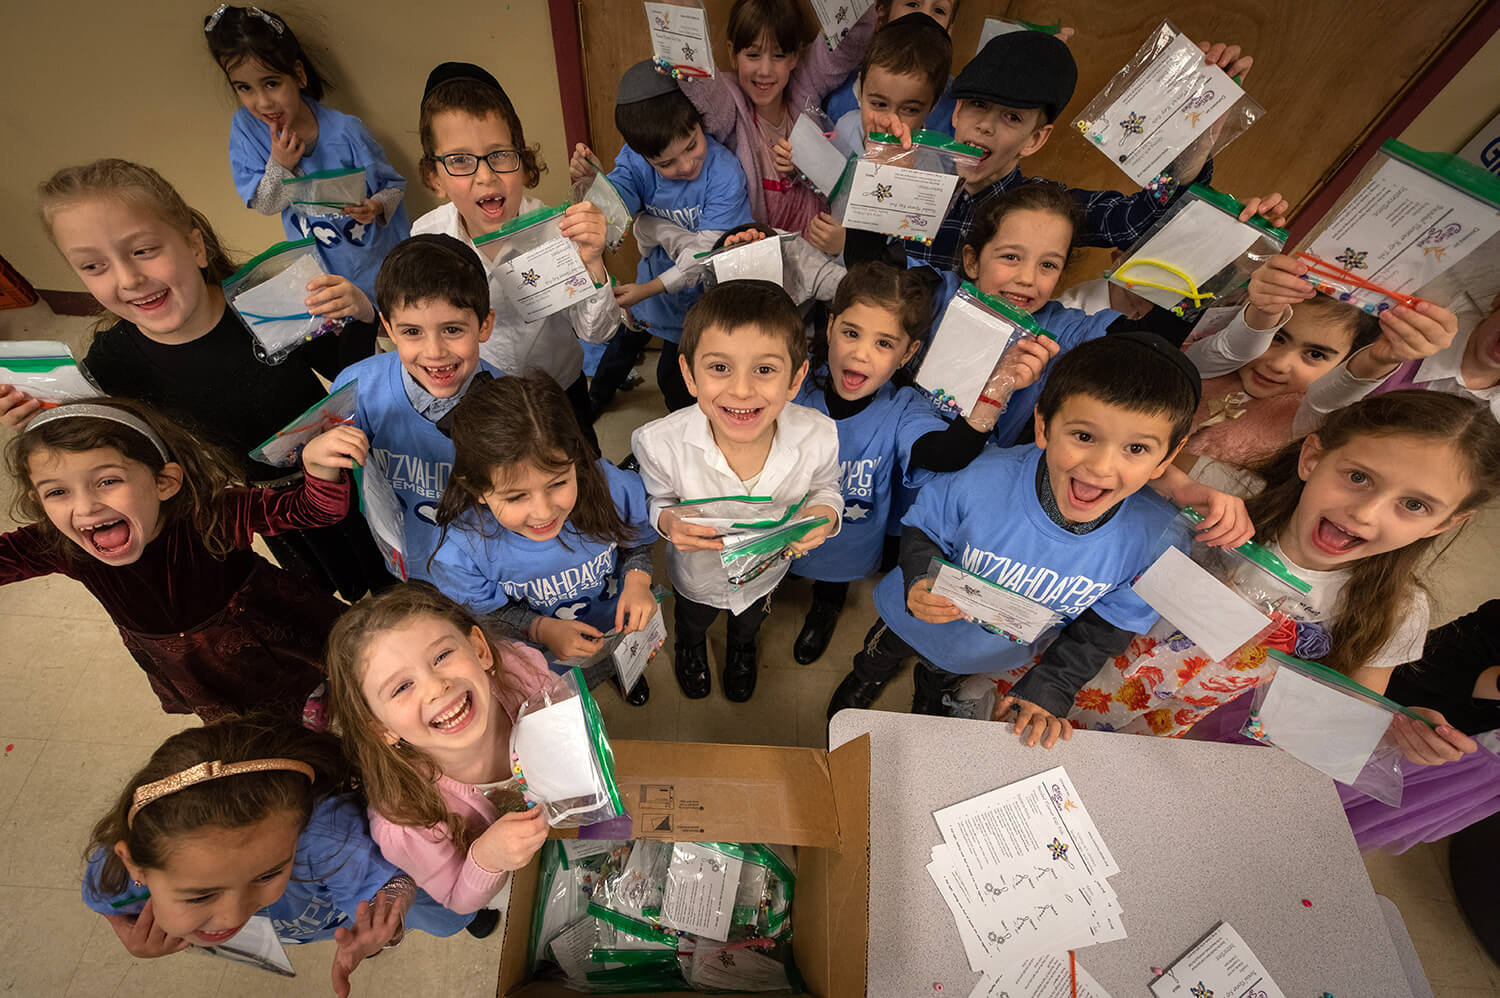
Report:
1178,508,1312,616
510,666,625,827
667,493,808,538
973,16,1063,57
692,233,797,288
1241,650,1427,805
352,454,407,580
224,238,351,364
720,515,829,590
572,157,633,252
1072,20,1264,188
644,0,716,79
810,0,870,50
281,167,367,215
248,380,357,468
529,841,594,969
1109,185,1287,317
657,842,747,939
789,105,855,217
475,203,598,324
1295,138,1500,314
915,281,1056,420
840,131,982,244
0,341,100,405
587,840,677,947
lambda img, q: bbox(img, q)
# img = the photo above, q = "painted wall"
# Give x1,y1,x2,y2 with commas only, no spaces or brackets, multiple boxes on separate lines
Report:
1400,30,1500,153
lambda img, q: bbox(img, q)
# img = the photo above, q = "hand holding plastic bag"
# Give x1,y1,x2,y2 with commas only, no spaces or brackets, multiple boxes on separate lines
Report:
509,666,625,827
224,238,352,364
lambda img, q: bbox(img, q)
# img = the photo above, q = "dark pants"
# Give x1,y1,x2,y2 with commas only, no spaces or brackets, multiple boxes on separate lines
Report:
563,372,600,455
851,617,964,714
810,578,849,609
674,592,772,649
590,328,695,414
654,340,695,413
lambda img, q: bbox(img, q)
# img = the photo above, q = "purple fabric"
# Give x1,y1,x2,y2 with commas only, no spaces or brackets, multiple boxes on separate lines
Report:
1184,689,1263,746
579,814,634,839
1339,741,1500,854
1369,359,1424,396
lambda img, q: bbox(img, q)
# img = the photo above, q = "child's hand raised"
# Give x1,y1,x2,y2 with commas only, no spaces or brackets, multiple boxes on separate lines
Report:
615,570,658,634
805,213,846,256
772,138,797,177
785,505,839,557
560,201,609,277
657,509,725,552
103,898,192,959
722,228,768,248
0,385,43,433
1353,301,1459,379
534,616,608,660
302,425,370,482
966,337,1060,433
993,695,1073,749
306,274,375,324
1238,191,1290,229
1196,41,1253,81
472,804,549,873
908,577,963,624
614,280,664,309
1391,708,1478,766
569,143,599,185
270,122,305,171
342,198,380,226
331,891,407,998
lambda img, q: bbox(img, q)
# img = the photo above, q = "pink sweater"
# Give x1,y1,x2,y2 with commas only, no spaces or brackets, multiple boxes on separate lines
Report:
368,643,554,913
680,8,874,234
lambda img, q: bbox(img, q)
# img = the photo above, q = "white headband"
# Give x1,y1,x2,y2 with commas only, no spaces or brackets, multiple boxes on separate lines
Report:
27,404,171,463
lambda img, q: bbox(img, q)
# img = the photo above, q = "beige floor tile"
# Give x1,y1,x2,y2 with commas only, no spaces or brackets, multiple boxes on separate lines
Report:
0,885,99,995
48,638,201,747
0,572,111,620
676,664,802,747
1364,842,1452,903
1431,987,1500,998
595,656,681,744
211,931,494,997
65,911,228,997
0,737,44,816
0,617,119,739
1397,896,1496,989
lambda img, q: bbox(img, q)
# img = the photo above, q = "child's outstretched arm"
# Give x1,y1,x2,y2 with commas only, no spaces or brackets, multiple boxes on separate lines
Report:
331,876,413,998
1149,466,1255,548
1003,610,1137,745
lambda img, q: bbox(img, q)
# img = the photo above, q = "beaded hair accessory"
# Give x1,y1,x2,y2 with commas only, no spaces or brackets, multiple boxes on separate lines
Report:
127,758,315,827
27,404,170,463
205,4,284,34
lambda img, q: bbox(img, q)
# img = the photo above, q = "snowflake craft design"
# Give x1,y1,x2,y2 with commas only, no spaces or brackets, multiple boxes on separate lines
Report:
520,269,540,288
1191,984,1214,998
1334,247,1367,271
872,182,894,202
836,5,849,22
1118,111,1147,137
682,43,695,61
1046,837,1069,861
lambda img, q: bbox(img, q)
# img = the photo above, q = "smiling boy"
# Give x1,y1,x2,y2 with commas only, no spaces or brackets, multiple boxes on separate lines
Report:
633,281,842,702
828,333,1201,746
333,234,500,581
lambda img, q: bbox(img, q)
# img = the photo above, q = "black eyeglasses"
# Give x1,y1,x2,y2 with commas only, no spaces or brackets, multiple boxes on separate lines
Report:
433,150,523,177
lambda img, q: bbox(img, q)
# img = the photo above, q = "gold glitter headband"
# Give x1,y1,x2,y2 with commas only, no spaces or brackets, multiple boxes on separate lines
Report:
127,758,315,827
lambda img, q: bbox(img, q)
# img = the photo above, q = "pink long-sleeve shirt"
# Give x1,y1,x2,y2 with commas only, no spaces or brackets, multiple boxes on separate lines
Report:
680,9,874,234
368,643,555,913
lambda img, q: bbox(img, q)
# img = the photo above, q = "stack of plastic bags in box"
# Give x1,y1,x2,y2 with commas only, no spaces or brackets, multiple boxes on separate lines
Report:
529,838,799,992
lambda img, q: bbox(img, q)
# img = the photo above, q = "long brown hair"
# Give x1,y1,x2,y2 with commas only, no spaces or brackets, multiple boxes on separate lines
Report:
325,582,528,851
38,159,239,286
7,396,245,559
1246,391,1500,675
84,717,352,899
434,373,637,561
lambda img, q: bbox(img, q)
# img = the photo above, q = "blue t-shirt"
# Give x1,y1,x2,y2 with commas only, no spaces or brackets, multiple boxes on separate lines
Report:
229,99,411,303
925,271,1120,446
333,353,500,581
824,72,957,139
608,140,753,343
790,380,946,582
872,446,1180,675
82,795,471,943
429,459,657,633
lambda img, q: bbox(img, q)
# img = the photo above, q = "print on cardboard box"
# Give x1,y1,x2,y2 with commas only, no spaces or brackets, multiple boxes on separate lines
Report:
810,0,870,50
223,238,352,364
1073,20,1264,188
915,282,1054,418
1298,139,1500,314
840,132,982,243
476,204,597,324
0,341,100,406
644,0,716,80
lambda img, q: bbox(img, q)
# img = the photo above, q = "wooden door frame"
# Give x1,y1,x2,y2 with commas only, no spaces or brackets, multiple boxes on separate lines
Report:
548,0,592,153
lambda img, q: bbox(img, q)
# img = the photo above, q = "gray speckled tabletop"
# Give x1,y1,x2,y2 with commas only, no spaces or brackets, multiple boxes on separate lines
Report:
829,709,1416,997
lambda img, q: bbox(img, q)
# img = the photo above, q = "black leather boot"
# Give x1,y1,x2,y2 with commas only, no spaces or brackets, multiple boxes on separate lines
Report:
793,600,841,664
723,641,758,702
674,643,711,699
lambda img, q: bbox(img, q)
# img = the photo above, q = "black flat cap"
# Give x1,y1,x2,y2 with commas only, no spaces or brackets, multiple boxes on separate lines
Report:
952,31,1077,123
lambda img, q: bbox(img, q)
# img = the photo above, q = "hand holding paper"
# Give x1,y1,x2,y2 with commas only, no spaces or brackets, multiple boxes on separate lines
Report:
785,505,838,556
558,201,609,273
535,616,608,660
614,571,659,635
908,577,964,624
1391,708,1477,766
657,508,725,552
304,274,375,324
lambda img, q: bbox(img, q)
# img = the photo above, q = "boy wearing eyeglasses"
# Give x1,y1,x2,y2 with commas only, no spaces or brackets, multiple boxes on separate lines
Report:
411,62,618,445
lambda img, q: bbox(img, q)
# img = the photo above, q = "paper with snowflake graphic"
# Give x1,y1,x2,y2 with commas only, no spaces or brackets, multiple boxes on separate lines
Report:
1303,153,1500,311
1150,922,1285,998
644,1,716,78
840,160,960,242
495,236,594,323
811,0,870,50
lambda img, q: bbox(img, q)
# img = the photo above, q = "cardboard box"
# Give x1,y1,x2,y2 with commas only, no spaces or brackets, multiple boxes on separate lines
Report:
497,736,872,997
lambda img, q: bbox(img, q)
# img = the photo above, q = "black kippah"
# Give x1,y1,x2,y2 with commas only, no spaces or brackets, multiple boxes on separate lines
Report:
1110,330,1202,409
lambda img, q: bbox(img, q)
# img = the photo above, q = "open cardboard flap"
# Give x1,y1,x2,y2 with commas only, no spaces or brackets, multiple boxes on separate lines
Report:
498,736,872,997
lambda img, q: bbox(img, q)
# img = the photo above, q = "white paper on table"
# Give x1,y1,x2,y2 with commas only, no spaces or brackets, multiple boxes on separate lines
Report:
192,915,294,976
688,939,792,990
840,161,959,242
1257,663,1395,784
613,610,667,692
356,452,408,580
809,0,870,49
660,843,742,940
974,17,1029,56
1131,546,1271,661
710,236,784,285
549,917,599,980
1150,922,1286,998
1085,31,1246,186
1115,199,1263,310
971,953,1114,998
915,293,1025,418
927,846,993,971
790,114,851,196
1306,156,1500,301
512,695,600,802
495,237,594,323
931,560,1065,644
644,2,716,78
963,874,1125,972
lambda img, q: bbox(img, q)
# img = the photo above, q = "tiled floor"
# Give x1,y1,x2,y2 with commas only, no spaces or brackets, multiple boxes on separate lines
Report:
0,300,1495,995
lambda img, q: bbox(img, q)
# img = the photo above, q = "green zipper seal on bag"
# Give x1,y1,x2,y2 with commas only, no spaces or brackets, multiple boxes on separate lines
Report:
585,901,679,946
720,515,828,562
473,201,572,246
1178,507,1312,594
1186,184,1290,241
588,948,679,966
282,166,365,183
526,839,565,967
675,494,776,506
1266,649,1437,727
957,281,1056,340
572,666,624,816
676,492,811,529
867,130,985,160
1382,138,1500,208
224,237,316,287
249,380,357,460
0,356,77,373
1016,18,1063,33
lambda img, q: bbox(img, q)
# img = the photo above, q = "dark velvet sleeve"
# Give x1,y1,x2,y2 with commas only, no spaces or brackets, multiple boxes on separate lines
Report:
225,472,353,547
0,525,69,585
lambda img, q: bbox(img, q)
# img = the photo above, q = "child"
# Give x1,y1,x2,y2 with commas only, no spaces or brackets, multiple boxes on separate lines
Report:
15,158,388,600
633,281,842,701
0,397,361,722
828,333,1202,748
333,234,502,583
429,373,658,705
907,31,1252,272
568,59,754,412
1063,391,1500,740
679,0,875,235
326,583,554,916
789,261,1057,663
207,5,410,315
825,1,960,138
412,62,618,444
83,718,471,996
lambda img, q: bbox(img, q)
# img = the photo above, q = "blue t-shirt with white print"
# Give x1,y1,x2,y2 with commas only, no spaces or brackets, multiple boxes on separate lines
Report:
924,270,1120,446
333,352,501,581
824,72,957,139
872,445,1181,675
83,795,471,943
428,459,656,634
608,139,754,343
790,379,947,583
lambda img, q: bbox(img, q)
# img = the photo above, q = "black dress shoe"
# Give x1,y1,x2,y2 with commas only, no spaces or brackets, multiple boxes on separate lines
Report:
793,600,841,664
622,675,650,706
674,643,711,699
723,642,758,702
827,671,886,719
465,908,500,938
